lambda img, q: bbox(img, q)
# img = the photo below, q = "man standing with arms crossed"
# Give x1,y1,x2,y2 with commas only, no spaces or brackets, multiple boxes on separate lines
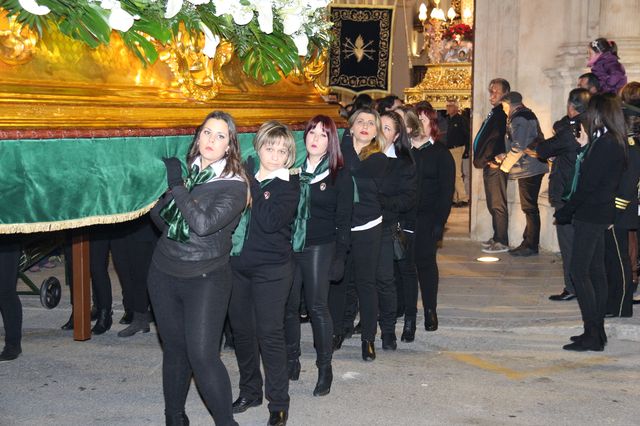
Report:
473,78,510,254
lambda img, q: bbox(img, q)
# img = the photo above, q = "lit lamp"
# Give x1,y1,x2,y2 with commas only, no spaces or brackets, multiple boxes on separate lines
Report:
447,7,456,22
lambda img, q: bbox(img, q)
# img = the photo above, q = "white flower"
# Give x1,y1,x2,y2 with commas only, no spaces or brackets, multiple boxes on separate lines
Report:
186,0,210,5
108,1,139,32
200,23,220,58
213,0,254,26
281,12,304,35
231,7,254,26
254,2,273,34
99,0,117,9
292,32,308,56
18,0,51,15
164,0,183,19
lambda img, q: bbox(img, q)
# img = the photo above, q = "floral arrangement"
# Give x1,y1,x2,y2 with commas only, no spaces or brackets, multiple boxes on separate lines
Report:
0,0,332,84
444,23,472,42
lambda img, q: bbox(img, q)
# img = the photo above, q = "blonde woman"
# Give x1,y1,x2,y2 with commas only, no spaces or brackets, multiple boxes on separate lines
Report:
228,121,300,426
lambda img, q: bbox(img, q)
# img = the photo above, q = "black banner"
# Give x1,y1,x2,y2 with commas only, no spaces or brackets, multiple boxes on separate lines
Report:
329,6,394,94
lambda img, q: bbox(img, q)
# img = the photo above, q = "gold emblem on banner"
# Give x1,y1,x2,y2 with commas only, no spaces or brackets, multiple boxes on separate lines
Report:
343,35,375,63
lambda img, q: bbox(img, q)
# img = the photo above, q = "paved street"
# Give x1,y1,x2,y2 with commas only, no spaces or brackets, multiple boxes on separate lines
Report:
2,210,640,425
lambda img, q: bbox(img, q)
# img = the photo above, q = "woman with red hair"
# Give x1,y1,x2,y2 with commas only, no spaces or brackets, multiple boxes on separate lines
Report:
284,115,353,396
412,102,455,333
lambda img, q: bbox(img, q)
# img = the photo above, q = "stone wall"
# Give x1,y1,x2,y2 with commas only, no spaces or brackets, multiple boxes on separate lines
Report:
470,0,640,251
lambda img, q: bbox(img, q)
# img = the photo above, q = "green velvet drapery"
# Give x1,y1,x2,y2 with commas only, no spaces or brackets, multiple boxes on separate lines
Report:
0,130,319,233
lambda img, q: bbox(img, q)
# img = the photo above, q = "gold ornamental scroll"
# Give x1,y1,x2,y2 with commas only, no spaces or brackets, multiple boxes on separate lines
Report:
404,62,472,110
0,13,339,130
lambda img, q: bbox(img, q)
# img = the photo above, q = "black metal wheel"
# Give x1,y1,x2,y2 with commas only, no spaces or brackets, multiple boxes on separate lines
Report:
40,277,61,309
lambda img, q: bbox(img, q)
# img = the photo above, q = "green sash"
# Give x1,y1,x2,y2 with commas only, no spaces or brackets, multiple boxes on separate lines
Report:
160,163,216,243
562,142,592,202
292,157,330,252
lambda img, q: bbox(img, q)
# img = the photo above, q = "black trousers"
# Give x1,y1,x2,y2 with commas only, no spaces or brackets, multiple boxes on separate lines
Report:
415,216,439,313
284,242,334,367
554,203,576,294
329,225,382,341
89,227,115,311
376,224,397,334
147,263,236,425
483,167,509,245
516,174,544,250
605,226,634,317
570,219,609,324
111,235,154,314
229,261,293,411
394,232,418,319
0,237,21,348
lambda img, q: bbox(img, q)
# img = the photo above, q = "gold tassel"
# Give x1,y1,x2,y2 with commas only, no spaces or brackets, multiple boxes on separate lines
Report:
0,201,157,234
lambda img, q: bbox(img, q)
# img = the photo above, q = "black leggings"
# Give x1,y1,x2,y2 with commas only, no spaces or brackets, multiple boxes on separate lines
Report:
148,263,236,425
0,237,21,347
570,219,608,324
330,225,382,341
415,217,439,313
285,242,334,367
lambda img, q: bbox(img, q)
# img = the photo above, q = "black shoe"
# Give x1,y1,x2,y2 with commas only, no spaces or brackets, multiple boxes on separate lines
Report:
232,396,262,414
119,309,134,325
361,340,376,361
268,410,288,426
287,358,301,381
508,245,538,257
0,344,22,362
332,334,344,351
564,321,604,352
313,365,332,397
425,310,438,331
91,309,113,335
381,333,397,350
549,290,576,301
353,321,362,335
61,313,74,330
117,312,150,337
299,313,310,324
165,411,190,426
401,318,416,342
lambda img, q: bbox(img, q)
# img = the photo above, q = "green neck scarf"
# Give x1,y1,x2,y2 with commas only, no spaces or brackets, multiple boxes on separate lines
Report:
292,157,330,252
563,142,592,202
231,176,274,256
160,162,215,242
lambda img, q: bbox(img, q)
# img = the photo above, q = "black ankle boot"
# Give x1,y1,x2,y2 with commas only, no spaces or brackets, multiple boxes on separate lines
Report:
425,310,438,331
313,365,332,396
287,358,301,381
361,340,376,361
92,309,113,335
119,309,134,325
61,313,74,330
165,411,189,426
268,410,287,426
401,318,416,342
563,321,604,352
381,333,397,350
0,344,22,362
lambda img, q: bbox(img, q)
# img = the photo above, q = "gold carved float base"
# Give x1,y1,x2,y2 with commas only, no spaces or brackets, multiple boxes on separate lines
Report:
404,62,472,110
0,13,337,129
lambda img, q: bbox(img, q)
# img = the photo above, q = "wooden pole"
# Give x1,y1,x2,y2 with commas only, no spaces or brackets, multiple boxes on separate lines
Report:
71,232,91,341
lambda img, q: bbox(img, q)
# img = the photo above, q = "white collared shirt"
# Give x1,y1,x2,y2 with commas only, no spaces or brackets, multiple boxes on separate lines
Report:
303,159,330,184
192,156,243,182
384,144,397,158
257,167,290,183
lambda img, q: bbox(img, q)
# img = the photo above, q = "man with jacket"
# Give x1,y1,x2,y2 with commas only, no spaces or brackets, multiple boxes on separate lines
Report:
445,98,470,207
535,88,590,300
496,91,549,256
473,78,510,254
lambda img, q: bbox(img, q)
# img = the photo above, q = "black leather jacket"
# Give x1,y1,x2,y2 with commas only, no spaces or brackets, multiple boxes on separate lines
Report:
151,179,247,267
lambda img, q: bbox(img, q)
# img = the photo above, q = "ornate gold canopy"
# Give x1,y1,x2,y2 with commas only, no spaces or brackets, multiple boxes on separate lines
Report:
0,13,337,130
404,62,472,110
